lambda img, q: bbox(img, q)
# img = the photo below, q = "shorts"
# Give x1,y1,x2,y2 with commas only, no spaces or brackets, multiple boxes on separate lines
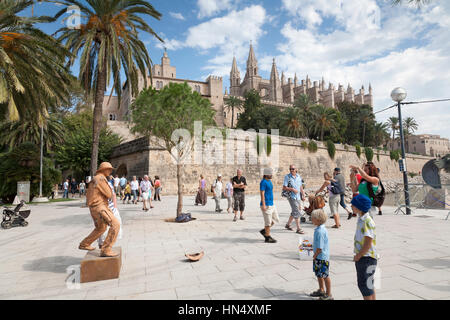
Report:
142,191,151,200
329,194,340,215
261,206,280,227
233,192,245,212
313,259,330,279
288,197,301,219
355,257,377,297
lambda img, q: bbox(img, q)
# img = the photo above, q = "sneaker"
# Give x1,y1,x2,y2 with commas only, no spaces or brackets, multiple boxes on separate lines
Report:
240,216,245,220
320,294,334,300
265,236,277,243
259,229,267,238
347,212,353,220
309,290,326,297
233,216,237,222
378,211,382,216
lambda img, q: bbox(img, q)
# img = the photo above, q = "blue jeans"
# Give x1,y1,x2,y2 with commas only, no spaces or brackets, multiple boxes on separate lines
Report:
132,190,138,202
63,190,69,199
339,194,347,209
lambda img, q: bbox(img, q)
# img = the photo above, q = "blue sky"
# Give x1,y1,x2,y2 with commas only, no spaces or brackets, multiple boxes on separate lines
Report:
30,0,450,138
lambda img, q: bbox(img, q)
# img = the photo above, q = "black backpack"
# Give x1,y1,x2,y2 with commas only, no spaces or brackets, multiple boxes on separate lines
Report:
367,180,385,207
330,180,344,195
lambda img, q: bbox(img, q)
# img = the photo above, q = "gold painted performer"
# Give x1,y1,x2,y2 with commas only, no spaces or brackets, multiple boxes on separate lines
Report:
79,162,120,257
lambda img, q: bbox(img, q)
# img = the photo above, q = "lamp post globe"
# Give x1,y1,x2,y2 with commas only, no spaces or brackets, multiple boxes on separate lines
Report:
391,87,407,103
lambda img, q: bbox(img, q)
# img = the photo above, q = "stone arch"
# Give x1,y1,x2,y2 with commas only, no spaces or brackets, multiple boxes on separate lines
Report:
116,164,128,178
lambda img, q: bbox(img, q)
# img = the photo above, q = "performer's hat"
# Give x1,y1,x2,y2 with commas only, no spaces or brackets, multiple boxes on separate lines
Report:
96,162,115,175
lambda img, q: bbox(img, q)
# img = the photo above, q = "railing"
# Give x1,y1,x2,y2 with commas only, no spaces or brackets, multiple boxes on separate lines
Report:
394,183,450,219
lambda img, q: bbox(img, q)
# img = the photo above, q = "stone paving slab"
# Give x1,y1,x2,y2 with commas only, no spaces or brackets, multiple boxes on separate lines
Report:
0,195,449,300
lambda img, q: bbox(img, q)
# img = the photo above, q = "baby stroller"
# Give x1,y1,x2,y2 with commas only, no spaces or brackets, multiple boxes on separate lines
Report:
304,195,326,221
1,200,31,229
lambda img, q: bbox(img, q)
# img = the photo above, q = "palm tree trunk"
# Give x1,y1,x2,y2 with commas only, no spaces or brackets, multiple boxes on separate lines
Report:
176,163,183,217
363,123,366,147
392,130,395,151
90,65,107,177
231,106,234,128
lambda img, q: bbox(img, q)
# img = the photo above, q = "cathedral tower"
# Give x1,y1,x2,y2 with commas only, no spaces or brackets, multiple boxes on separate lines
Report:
230,56,241,96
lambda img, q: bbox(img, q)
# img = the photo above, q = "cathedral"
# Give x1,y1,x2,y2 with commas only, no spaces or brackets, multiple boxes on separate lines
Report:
102,44,373,136
228,44,373,110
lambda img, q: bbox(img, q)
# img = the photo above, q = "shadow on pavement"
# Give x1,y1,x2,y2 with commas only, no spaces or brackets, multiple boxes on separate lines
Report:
203,237,261,244
23,256,83,273
41,214,92,226
407,257,450,269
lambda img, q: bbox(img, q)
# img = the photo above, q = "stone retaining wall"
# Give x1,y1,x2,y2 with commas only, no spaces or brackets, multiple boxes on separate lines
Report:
110,134,433,196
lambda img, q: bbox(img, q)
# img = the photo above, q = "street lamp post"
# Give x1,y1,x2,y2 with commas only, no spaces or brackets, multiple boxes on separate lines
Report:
391,87,411,215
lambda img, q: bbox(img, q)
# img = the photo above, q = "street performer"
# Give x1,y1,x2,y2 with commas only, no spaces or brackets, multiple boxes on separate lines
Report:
79,162,120,257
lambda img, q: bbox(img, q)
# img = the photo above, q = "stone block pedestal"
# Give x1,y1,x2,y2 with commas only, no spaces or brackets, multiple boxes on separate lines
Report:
80,247,122,283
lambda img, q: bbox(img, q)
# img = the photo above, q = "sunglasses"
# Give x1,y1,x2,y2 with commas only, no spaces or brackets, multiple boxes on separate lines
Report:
290,168,296,171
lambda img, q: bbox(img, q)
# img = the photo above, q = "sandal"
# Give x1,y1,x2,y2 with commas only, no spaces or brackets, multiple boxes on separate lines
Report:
310,289,326,297
285,224,293,231
296,229,305,234
331,225,341,229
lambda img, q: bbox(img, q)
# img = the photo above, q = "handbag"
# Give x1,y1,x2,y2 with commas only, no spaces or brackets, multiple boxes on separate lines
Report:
282,179,293,198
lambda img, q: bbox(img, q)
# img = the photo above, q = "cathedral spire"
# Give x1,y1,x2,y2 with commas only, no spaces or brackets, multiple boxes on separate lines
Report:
246,42,258,77
230,56,241,96
281,71,286,85
294,73,298,87
231,56,239,75
270,58,279,81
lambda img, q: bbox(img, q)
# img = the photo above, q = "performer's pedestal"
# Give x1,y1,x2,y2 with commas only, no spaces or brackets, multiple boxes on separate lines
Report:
80,247,122,283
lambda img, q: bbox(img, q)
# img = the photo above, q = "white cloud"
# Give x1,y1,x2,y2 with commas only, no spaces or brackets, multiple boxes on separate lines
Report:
160,5,267,78
197,0,234,18
270,0,450,138
169,12,185,20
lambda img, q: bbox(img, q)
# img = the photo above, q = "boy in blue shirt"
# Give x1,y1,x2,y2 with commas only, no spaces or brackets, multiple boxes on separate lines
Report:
259,168,279,243
310,208,333,300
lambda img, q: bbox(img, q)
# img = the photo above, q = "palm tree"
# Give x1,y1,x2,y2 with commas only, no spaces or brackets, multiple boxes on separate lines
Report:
224,96,243,128
0,0,72,122
0,116,64,152
360,109,373,147
387,117,399,150
282,107,305,138
374,122,390,148
52,0,163,176
403,117,419,152
293,94,314,138
392,0,432,6
310,104,337,141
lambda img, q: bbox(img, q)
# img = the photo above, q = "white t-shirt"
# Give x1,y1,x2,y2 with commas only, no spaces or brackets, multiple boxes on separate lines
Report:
114,178,120,187
213,180,223,197
226,182,233,197
63,182,69,190
130,180,139,191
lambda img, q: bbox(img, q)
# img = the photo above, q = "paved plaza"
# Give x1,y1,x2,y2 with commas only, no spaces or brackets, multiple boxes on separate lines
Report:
1,194,450,300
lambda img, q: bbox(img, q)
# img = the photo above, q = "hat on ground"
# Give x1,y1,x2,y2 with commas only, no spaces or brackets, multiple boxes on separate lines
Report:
263,168,273,176
96,162,115,175
351,194,372,213
185,251,204,262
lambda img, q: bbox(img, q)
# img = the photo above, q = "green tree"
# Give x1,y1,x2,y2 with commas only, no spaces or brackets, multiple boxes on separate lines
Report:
0,116,64,152
129,82,216,217
403,117,419,153
0,0,72,121
360,108,374,147
236,89,263,130
293,94,314,137
224,96,243,128
54,111,123,178
0,142,61,203
386,117,399,150
282,107,305,138
52,0,163,177
374,122,390,148
310,104,337,141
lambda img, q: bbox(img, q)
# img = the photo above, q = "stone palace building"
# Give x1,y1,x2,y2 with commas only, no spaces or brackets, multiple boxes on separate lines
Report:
102,44,373,133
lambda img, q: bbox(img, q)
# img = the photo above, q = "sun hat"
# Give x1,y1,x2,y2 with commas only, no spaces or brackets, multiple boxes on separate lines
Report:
96,162,115,175
351,194,372,213
263,168,273,176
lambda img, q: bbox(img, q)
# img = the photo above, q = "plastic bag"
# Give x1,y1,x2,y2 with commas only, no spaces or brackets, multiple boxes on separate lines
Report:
298,236,314,260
